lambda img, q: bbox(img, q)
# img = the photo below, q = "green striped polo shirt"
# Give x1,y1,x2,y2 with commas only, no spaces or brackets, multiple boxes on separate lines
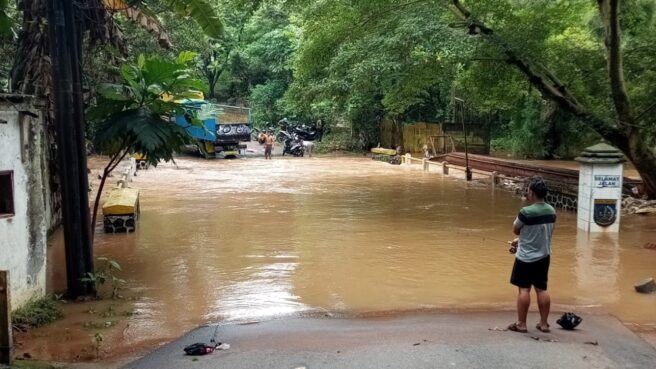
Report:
513,202,556,263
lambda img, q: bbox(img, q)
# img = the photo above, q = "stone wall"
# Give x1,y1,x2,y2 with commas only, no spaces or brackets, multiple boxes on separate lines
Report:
0,97,53,309
499,177,578,212
545,180,578,212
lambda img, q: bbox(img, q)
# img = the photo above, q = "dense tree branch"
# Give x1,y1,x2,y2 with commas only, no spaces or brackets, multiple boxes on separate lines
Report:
450,0,656,197
449,0,623,140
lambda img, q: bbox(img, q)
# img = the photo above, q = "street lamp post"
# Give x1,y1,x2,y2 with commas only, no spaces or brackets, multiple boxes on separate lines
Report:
455,97,472,181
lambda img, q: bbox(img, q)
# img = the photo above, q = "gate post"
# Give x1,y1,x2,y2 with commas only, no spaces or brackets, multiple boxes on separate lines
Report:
0,271,12,365
491,171,499,187
575,143,625,233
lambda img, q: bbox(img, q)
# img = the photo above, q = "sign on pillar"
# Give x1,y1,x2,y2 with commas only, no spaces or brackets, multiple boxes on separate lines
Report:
575,143,625,233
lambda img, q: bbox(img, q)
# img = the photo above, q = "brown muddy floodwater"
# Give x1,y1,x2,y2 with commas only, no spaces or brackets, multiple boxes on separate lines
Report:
29,155,656,362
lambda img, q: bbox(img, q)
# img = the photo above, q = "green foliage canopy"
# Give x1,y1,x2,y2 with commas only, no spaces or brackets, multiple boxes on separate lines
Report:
89,51,206,165
285,0,471,144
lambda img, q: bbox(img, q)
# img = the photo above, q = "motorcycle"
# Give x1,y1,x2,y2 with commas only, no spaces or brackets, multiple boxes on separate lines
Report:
280,131,305,157
293,124,323,141
273,119,327,142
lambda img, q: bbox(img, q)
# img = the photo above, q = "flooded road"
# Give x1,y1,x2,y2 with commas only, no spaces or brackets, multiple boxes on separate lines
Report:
36,155,656,361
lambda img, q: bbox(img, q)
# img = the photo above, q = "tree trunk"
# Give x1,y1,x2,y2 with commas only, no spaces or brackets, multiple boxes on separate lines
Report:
596,0,656,197
91,166,110,244
203,50,217,99
626,133,656,197
91,148,130,244
540,101,558,159
208,76,217,99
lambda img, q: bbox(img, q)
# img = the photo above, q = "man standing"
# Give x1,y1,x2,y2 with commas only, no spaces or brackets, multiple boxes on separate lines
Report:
264,133,274,160
508,176,556,333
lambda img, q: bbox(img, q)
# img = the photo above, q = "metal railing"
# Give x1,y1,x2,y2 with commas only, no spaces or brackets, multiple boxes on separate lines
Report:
399,153,526,186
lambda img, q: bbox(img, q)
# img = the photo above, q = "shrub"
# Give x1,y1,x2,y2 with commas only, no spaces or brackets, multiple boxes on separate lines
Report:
314,131,362,154
12,296,63,328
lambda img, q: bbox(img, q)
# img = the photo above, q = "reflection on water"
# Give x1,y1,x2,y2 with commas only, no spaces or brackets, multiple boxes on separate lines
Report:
575,233,621,306
43,156,655,357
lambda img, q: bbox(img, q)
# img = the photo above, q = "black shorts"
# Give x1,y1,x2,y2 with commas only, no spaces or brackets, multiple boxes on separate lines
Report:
510,255,550,290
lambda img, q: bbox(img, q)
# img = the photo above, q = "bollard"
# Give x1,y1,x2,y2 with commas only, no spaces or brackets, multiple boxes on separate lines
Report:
423,158,429,172
491,171,499,187
405,153,412,166
442,161,449,175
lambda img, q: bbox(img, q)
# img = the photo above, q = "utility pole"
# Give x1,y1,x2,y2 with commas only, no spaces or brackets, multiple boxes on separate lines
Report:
47,0,95,298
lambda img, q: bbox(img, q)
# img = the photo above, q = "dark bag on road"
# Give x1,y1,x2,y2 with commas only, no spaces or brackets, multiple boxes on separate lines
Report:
557,312,582,330
184,342,216,355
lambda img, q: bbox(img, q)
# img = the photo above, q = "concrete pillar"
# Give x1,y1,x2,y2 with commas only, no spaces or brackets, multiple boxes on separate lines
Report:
575,143,625,233
405,153,412,166
491,171,499,187
422,158,429,171
442,161,449,175
129,158,136,179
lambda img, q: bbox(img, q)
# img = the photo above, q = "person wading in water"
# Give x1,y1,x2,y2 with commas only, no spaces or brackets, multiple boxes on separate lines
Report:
264,133,274,160
507,176,556,333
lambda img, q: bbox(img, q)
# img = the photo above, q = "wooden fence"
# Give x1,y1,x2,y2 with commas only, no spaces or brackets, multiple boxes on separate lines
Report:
380,120,490,154
442,122,491,155
380,121,443,153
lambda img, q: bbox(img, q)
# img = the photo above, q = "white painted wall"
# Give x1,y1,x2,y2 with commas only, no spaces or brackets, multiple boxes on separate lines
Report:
0,106,49,310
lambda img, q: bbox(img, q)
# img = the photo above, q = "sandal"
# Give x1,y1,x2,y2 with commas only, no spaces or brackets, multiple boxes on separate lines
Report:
536,323,551,333
507,322,528,333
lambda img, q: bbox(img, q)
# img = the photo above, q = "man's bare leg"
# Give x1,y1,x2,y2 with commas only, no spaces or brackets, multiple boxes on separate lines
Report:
516,287,531,330
536,288,551,329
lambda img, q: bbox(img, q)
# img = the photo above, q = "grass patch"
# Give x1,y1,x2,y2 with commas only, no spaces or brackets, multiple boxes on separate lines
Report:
12,296,63,328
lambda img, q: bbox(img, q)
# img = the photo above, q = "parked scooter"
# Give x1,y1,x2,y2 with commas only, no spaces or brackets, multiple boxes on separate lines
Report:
280,131,305,157
275,119,324,142
293,124,322,141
